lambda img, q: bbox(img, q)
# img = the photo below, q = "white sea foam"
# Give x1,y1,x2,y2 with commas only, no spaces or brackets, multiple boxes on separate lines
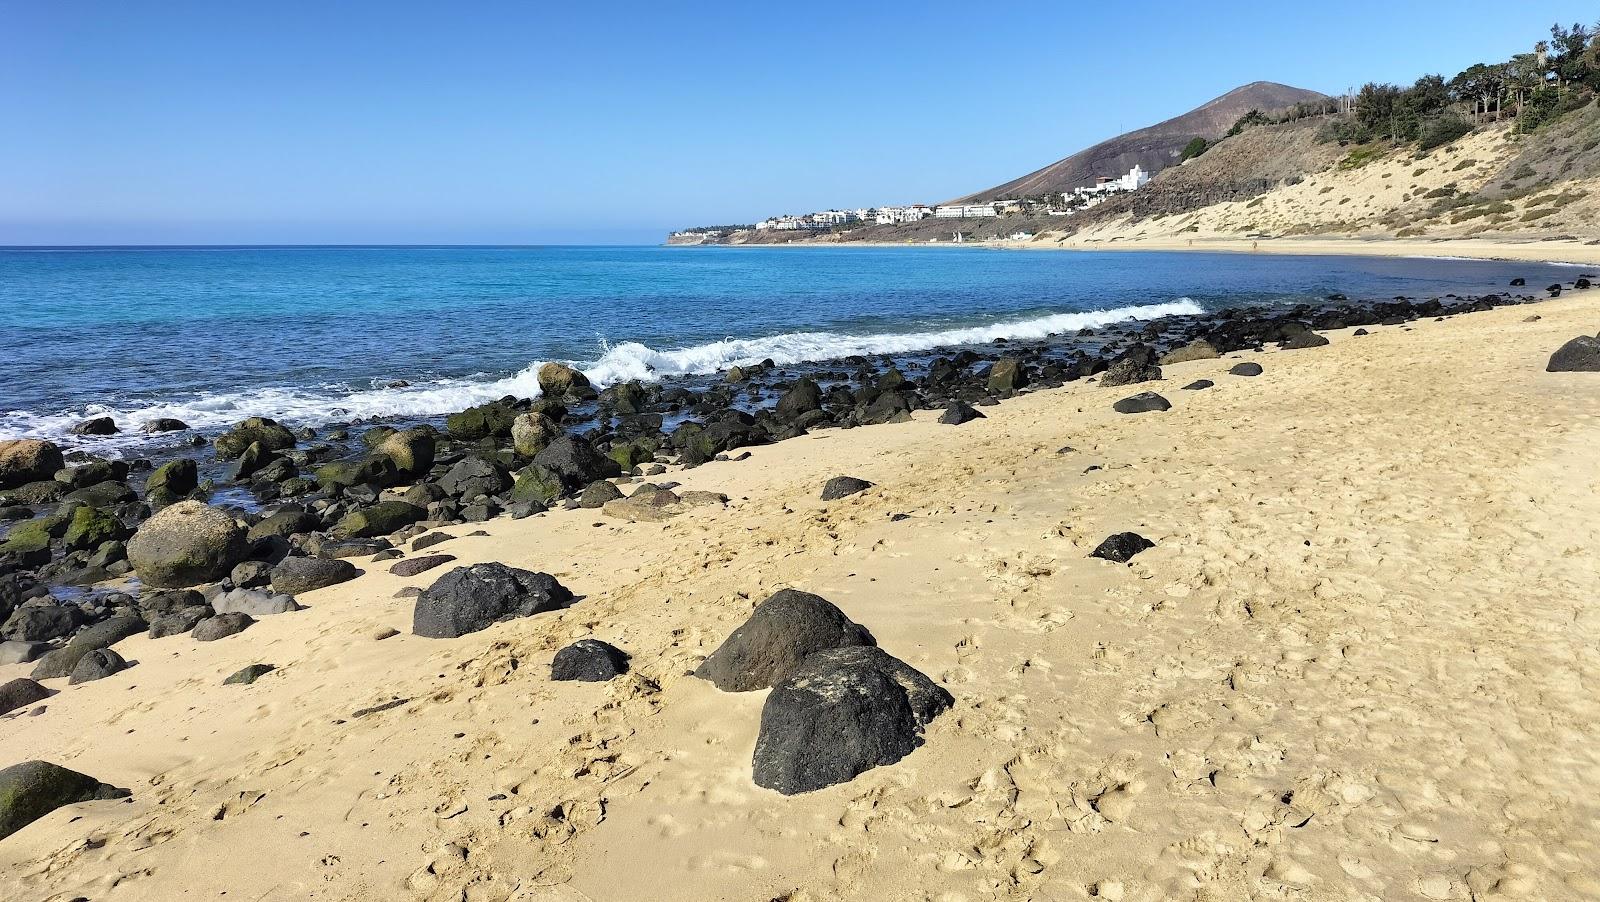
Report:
2,299,1204,446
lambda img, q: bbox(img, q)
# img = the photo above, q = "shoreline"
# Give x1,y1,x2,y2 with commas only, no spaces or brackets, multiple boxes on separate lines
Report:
4,289,1599,899
673,233,1600,266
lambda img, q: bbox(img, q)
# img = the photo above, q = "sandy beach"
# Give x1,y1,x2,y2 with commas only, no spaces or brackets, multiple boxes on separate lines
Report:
4,289,1599,901
1037,235,1600,266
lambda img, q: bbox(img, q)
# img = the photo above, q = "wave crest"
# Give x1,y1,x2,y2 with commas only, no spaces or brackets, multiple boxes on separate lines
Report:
1,299,1203,445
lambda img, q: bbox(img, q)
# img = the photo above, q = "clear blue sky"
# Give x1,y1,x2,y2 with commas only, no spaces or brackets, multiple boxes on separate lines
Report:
2,1,1595,245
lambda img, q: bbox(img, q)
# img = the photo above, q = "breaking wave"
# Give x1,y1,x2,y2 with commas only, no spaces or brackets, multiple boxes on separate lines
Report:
1,298,1204,446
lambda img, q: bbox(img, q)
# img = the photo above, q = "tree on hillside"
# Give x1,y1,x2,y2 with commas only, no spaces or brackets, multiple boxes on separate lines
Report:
1450,63,1507,121
1549,22,1596,87
1355,83,1405,141
1179,137,1210,161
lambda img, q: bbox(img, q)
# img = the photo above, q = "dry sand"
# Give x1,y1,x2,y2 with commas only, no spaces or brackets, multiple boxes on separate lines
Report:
4,295,1600,901
1030,234,1600,266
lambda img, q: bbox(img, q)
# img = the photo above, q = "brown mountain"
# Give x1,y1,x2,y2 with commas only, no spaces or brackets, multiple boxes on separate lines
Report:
950,81,1330,203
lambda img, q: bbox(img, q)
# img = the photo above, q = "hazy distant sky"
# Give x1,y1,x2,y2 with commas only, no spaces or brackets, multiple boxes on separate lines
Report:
3,1,1595,244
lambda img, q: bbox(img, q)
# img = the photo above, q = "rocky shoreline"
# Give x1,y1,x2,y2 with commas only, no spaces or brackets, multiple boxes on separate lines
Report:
1,278,1585,671
4,277,1600,893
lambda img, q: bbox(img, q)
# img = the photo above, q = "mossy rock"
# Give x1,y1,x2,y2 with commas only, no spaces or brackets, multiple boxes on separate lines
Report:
0,760,130,841
334,500,425,539
314,456,399,491
608,438,658,471
376,427,436,475
62,506,129,551
145,458,198,504
126,501,249,588
214,417,296,460
510,466,563,505
446,403,518,441
0,508,73,554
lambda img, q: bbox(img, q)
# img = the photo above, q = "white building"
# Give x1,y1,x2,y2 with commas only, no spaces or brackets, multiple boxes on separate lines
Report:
934,203,1000,219
1069,165,1152,202
874,204,934,225
756,216,823,231
1117,164,1150,191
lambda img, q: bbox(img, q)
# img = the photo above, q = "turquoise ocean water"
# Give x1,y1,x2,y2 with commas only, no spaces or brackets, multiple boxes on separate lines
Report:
0,245,1578,449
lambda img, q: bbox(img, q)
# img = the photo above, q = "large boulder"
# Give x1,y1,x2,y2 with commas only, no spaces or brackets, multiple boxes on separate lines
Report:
438,457,511,500
375,427,436,475
3,604,83,643
1112,392,1171,414
70,416,118,436
858,390,912,426
511,412,559,457
0,677,50,715
270,556,359,595
1090,532,1154,563
246,507,320,542
67,615,148,651
821,476,873,501
550,639,629,682
126,501,249,588
532,435,618,490
510,465,564,505
140,418,189,433
192,612,254,641
223,663,275,685
774,379,823,421
0,761,130,841
411,563,574,638
214,417,296,460
65,480,135,508
0,512,68,560
986,358,1026,395
752,645,952,795
598,380,647,414
68,648,128,685
938,401,986,425
446,402,518,440
1546,335,1600,372
389,553,455,577
313,456,398,491
577,480,624,509
143,458,198,506
212,587,301,616
1101,345,1162,387
537,362,596,401
334,500,425,539
695,589,875,692
148,606,211,638
601,486,726,522
1277,322,1329,349
55,459,127,489
62,505,130,551
0,440,64,490
1160,339,1222,365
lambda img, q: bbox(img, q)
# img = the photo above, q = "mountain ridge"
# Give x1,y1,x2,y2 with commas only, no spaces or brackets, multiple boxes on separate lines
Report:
949,81,1330,203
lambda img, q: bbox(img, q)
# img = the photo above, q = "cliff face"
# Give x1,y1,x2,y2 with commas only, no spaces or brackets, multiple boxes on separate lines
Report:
950,81,1330,203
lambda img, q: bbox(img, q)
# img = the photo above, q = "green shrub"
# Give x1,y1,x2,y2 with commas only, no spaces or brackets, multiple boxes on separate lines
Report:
1179,137,1210,161
1338,146,1383,170
1451,158,1477,171
1417,117,1472,152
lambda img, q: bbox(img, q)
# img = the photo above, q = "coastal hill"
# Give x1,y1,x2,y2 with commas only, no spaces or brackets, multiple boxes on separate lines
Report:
949,81,1330,202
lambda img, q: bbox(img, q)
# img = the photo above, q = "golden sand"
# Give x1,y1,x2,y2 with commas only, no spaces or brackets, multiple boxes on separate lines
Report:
4,294,1600,901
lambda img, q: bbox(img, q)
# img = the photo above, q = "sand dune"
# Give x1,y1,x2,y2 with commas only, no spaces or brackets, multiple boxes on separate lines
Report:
4,296,1600,901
